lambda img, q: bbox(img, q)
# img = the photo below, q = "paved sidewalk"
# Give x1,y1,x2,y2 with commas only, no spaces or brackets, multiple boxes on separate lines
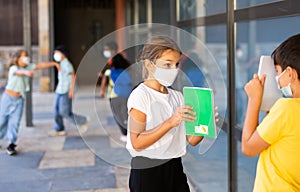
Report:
0,87,131,192
0,86,256,192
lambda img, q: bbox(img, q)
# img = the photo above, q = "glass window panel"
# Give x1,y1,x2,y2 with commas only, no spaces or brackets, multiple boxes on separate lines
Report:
180,25,228,192
236,15,300,192
138,0,147,23
152,0,170,24
178,0,226,21
236,0,282,9
235,16,300,127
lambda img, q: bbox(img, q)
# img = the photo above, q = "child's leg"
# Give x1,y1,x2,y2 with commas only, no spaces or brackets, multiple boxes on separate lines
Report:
59,93,87,126
0,117,8,139
6,97,24,145
53,93,65,131
0,94,10,139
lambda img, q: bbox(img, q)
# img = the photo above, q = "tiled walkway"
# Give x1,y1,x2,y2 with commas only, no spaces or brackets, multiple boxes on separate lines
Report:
0,86,256,192
0,89,130,192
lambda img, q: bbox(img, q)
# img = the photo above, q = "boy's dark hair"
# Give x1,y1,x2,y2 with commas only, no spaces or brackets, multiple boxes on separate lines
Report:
105,42,118,52
55,45,70,58
272,33,300,80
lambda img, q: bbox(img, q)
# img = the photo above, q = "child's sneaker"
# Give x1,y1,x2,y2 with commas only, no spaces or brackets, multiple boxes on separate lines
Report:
119,135,127,142
79,116,90,134
6,143,16,155
48,130,67,137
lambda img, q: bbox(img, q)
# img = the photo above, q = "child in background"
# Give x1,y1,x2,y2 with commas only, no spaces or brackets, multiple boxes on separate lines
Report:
126,36,204,192
242,33,300,191
0,49,60,155
48,45,89,137
100,42,132,142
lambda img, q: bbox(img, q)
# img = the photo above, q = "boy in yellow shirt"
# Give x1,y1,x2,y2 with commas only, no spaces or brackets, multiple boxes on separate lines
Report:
242,33,300,191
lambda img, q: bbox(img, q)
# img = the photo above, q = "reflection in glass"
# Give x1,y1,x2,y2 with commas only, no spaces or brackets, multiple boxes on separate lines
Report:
178,0,226,21
236,16,300,192
180,25,228,192
236,0,282,9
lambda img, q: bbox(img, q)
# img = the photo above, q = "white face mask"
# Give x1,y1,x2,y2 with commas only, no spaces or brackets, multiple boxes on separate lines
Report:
22,56,30,65
53,53,62,62
275,69,293,98
151,61,178,87
103,50,112,58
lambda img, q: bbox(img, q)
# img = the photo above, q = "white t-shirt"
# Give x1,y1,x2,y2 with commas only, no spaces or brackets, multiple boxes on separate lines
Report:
126,83,187,159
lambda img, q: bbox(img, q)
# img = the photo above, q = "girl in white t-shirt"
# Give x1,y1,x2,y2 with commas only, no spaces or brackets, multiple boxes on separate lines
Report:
126,36,204,192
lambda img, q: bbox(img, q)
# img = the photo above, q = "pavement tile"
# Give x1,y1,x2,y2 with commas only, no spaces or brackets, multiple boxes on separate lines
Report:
114,167,130,188
39,149,95,169
93,148,131,168
95,188,129,192
0,151,43,171
17,121,66,152
64,136,89,150
57,191,93,192
0,90,132,192
0,152,54,192
80,135,131,168
50,166,116,192
18,135,65,152
0,180,52,192
108,133,127,149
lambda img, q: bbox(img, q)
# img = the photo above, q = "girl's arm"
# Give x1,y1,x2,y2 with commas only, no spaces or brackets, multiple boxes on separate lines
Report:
14,70,34,77
68,72,76,99
186,135,203,146
242,74,270,156
35,62,60,71
129,105,195,150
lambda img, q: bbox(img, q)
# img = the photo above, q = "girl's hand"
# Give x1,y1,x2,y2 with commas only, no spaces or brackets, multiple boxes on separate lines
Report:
100,90,105,98
68,89,74,99
214,106,219,123
169,105,196,127
244,74,266,102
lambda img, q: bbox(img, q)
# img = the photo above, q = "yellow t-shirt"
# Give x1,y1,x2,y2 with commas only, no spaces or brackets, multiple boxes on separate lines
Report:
255,98,300,192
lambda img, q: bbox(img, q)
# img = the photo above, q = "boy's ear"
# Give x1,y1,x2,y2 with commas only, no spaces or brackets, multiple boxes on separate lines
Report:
287,66,298,82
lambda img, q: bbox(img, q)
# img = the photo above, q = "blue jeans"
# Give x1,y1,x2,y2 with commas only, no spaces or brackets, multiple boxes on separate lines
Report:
0,93,24,144
53,93,87,131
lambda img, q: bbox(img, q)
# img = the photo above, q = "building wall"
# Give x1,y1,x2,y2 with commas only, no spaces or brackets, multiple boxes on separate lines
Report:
53,0,116,85
0,0,38,45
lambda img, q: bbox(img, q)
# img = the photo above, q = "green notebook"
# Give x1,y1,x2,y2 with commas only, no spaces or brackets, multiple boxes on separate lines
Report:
183,87,217,138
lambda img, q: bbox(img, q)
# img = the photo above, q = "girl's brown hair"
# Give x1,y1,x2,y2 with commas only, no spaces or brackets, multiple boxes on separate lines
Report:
139,36,181,78
140,36,181,61
9,49,27,67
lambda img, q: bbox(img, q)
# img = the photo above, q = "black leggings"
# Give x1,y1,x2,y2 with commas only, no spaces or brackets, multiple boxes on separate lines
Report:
129,157,190,192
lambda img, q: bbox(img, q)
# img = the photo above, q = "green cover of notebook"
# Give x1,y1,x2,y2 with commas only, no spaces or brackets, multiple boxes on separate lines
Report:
183,87,217,138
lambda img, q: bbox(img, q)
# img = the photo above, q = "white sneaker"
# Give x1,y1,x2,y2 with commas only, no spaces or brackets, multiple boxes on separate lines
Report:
79,116,90,133
48,130,67,137
119,135,127,142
